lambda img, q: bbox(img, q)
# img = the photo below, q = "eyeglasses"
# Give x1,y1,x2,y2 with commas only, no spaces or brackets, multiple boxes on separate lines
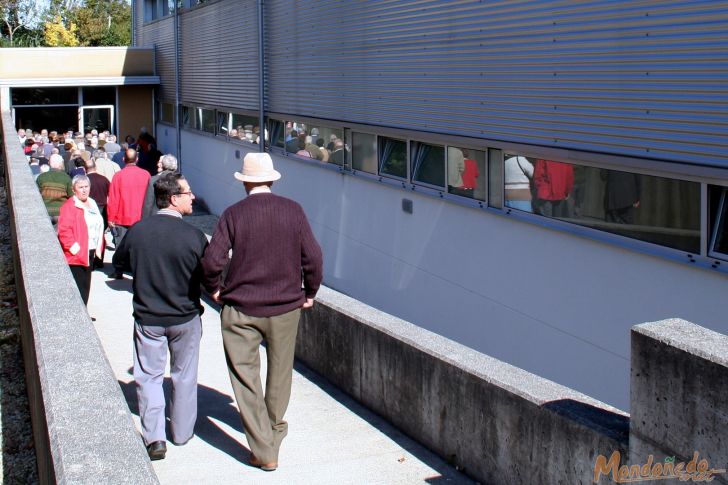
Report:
175,191,193,197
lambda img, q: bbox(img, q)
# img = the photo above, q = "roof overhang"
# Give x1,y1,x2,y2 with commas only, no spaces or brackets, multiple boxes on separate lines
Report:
1,76,160,88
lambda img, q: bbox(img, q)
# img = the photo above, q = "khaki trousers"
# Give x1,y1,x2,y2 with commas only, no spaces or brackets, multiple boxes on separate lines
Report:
221,305,300,463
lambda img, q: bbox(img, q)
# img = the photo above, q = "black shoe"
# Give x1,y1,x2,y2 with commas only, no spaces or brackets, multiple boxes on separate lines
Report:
146,441,166,460
113,271,124,280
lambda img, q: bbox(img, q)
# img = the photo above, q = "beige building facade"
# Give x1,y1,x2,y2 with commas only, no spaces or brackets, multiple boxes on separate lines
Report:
0,47,158,139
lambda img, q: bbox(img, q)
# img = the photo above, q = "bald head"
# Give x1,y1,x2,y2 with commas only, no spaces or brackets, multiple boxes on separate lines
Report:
124,148,138,165
49,154,64,170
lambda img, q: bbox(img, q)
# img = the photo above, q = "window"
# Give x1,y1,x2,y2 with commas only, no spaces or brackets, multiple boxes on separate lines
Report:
268,119,285,149
709,186,728,260
447,146,486,201
283,120,343,164
12,87,78,106
352,132,377,174
488,148,503,208
197,108,215,134
378,136,407,179
144,0,173,21
159,102,174,124
503,153,701,253
411,141,445,188
181,106,195,129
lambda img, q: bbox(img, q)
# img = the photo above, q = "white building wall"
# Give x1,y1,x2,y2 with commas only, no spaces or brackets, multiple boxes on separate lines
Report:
178,130,728,410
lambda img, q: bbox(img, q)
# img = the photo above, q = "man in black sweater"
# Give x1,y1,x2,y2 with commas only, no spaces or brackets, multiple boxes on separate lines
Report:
201,152,323,471
112,173,208,461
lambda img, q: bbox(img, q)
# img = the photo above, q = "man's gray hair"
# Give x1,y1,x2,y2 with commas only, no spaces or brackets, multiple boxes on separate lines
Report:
72,174,90,188
93,149,107,160
159,154,178,171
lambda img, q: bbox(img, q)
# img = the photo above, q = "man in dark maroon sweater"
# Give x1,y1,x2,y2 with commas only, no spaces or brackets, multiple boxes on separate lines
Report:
201,152,322,472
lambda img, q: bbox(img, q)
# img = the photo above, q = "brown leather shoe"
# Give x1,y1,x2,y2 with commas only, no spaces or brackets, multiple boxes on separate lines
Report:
249,454,277,471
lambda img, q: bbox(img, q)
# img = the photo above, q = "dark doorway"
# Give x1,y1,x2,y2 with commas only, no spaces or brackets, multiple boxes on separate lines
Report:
14,107,79,134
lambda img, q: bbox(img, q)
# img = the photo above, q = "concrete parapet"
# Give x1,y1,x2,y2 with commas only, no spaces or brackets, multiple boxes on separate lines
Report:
297,287,629,484
1,110,158,483
631,318,728,484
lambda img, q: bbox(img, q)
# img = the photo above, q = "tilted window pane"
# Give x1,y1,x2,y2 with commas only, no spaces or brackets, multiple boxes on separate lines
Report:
181,106,194,129
504,153,700,253
379,136,407,179
269,119,285,148
198,108,215,134
411,142,445,187
710,187,728,258
448,146,486,201
217,111,231,135
352,132,377,174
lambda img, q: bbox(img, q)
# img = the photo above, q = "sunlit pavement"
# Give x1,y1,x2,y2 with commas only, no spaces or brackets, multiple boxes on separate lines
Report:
88,215,471,484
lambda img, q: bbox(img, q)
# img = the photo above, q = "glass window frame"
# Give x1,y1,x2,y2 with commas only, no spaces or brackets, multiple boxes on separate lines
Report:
378,135,409,181
709,187,728,261
410,140,446,190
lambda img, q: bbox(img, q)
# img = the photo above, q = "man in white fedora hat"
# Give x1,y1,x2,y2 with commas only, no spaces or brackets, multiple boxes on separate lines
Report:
201,152,323,471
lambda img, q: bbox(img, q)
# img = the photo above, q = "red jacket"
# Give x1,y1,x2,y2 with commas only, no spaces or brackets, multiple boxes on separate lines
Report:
107,165,150,226
57,197,105,267
534,159,574,201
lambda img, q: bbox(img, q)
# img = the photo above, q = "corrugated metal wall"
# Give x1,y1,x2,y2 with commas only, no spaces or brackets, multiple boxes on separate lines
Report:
178,0,260,109
264,0,728,169
138,16,176,101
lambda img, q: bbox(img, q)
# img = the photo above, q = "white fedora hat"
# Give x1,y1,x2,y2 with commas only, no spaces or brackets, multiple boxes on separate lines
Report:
234,152,281,183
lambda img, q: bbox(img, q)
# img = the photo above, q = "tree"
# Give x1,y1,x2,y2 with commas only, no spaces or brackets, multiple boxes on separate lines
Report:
70,0,131,46
43,15,79,46
0,0,46,46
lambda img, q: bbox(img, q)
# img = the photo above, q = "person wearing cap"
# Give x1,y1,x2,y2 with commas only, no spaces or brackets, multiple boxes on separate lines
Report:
201,152,323,472
112,172,208,461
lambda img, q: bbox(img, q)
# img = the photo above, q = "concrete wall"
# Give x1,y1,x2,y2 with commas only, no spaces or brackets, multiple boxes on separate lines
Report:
297,286,630,484
2,110,158,483
178,131,728,411
630,319,728,485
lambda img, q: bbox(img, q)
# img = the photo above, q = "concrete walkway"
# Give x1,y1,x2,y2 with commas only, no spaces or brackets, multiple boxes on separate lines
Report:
89,215,471,484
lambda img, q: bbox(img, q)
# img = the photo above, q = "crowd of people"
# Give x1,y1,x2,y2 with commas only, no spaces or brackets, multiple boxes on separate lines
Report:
23,127,324,470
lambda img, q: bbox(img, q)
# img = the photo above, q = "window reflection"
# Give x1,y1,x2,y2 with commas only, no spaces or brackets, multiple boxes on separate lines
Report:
503,153,700,252
379,136,407,179
448,146,486,201
198,108,215,134
283,120,343,165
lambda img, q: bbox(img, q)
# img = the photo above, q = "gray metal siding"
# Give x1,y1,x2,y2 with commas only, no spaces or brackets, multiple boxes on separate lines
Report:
264,0,728,169
178,0,260,109
138,16,177,101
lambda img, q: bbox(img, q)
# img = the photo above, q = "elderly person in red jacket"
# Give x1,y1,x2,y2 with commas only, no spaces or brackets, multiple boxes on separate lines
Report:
57,175,105,306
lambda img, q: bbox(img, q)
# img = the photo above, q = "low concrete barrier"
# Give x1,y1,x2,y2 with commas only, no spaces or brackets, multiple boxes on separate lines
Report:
297,287,630,484
1,110,158,483
631,319,728,485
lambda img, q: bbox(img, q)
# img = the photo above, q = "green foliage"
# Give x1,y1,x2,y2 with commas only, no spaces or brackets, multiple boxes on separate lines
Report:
68,0,131,46
1,0,130,47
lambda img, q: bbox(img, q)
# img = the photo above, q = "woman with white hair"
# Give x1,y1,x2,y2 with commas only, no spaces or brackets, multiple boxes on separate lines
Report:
57,175,105,307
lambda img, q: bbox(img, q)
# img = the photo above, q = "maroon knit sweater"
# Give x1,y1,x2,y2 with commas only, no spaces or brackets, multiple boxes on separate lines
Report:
201,193,323,317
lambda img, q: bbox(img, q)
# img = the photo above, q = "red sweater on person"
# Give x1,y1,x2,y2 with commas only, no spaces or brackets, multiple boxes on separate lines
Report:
201,192,323,318
107,164,150,226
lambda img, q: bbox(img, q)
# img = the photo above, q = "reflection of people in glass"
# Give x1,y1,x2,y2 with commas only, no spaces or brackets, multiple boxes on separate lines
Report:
459,149,479,197
533,159,574,217
504,155,534,212
447,147,465,191
603,170,641,224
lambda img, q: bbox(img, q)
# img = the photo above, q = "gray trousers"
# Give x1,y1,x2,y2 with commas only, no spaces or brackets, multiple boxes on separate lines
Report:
221,306,300,463
133,315,202,445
